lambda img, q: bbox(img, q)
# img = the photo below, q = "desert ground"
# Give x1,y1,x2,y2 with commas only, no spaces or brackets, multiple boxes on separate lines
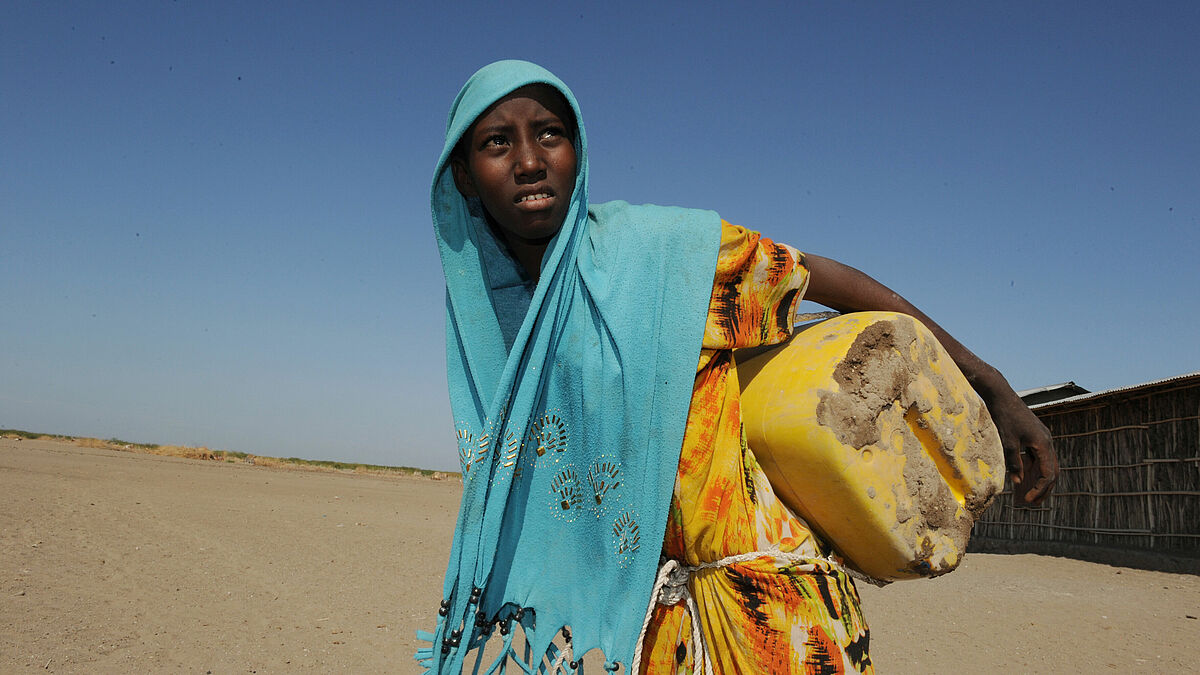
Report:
2,437,1197,673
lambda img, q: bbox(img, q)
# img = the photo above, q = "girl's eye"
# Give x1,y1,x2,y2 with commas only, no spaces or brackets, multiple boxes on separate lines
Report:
540,126,565,140
483,134,507,148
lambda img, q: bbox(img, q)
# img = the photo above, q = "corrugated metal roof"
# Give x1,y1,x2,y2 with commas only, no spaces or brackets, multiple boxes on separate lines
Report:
1017,382,1082,397
1017,381,1090,405
1030,371,1200,409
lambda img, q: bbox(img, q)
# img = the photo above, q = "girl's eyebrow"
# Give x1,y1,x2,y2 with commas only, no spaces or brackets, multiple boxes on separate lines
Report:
475,115,566,136
527,115,567,127
472,122,509,136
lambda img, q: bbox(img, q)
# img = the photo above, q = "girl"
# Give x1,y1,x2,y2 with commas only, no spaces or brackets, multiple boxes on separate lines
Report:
419,60,1056,675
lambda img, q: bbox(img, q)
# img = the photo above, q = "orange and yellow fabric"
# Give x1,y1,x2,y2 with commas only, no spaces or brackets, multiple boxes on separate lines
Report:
639,221,874,674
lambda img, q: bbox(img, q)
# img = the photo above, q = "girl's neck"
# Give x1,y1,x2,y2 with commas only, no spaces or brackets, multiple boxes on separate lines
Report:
486,217,548,283
509,240,546,283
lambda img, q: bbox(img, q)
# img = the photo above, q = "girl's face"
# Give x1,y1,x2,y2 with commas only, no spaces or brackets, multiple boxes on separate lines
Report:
451,85,577,248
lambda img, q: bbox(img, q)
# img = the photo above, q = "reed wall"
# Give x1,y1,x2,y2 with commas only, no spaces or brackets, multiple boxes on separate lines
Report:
973,374,1199,561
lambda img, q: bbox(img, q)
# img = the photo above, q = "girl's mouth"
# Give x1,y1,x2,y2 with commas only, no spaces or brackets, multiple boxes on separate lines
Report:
515,192,554,209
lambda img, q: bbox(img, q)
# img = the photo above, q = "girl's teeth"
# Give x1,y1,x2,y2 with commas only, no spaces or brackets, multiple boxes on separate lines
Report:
519,193,549,203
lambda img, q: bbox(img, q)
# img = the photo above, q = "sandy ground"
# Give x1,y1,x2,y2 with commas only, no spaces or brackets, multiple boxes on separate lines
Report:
2,438,1197,673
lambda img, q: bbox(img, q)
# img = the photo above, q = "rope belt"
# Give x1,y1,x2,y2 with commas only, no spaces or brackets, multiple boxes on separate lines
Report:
627,549,856,675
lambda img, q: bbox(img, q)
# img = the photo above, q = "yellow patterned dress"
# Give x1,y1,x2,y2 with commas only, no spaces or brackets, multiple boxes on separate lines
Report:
639,222,874,674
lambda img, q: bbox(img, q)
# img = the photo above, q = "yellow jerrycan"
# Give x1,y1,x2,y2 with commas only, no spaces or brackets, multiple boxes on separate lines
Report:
736,312,1005,581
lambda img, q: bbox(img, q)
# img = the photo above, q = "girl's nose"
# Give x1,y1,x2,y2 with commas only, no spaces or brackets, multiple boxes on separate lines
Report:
514,139,545,179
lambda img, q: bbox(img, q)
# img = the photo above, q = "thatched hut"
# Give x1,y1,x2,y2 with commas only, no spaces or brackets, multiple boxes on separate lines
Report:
972,371,1200,573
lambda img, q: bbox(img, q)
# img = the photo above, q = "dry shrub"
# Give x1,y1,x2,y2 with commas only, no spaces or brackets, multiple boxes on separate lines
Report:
251,456,287,469
56,432,457,481
171,446,216,460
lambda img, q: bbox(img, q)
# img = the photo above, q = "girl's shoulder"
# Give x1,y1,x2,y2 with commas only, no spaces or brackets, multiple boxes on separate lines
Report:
578,200,722,285
587,200,721,241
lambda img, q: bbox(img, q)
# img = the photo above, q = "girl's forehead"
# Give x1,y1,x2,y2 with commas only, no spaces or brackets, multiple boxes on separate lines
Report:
471,84,576,133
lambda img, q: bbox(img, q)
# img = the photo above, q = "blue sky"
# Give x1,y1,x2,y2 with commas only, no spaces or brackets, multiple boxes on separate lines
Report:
2,2,1197,471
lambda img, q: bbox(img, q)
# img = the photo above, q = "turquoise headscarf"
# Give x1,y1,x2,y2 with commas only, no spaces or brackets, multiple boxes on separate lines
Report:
418,60,721,673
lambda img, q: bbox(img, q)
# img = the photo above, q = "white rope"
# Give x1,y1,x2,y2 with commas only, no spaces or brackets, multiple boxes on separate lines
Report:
548,632,575,674
628,548,853,675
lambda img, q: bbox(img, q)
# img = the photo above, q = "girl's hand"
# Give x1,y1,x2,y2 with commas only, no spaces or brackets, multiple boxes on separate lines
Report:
981,385,1059,504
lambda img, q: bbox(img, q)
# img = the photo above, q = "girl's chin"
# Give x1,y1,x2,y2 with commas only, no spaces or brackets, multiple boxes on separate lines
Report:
487,215,565,247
